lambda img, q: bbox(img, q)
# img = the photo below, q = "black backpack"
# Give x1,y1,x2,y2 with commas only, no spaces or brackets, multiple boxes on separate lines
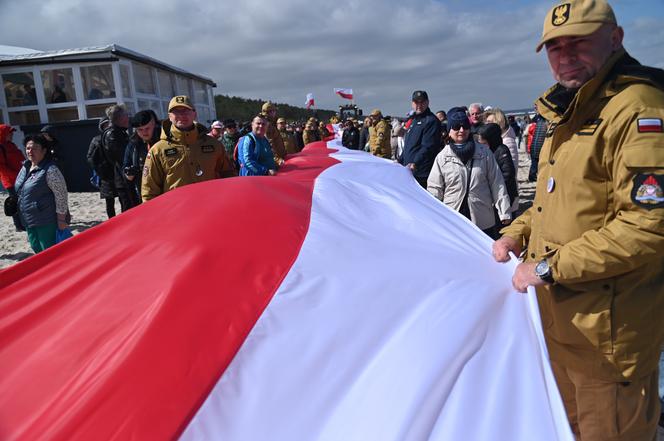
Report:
86,134,113,180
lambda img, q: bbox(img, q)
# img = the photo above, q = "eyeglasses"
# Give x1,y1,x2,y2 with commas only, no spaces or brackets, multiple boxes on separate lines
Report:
449,122,470,131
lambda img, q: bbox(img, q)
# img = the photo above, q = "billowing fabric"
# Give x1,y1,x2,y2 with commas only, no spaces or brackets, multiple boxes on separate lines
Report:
501,49,664,382
0,140,572,441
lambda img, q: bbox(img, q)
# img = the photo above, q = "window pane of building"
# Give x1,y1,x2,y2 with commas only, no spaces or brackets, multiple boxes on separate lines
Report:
158,70,176,99
124,102,136,116
176,76,191,97
3,72,37,107
193,81,209,105
137,99,150,112
149,100,162,118
81,65,116,100
9,110,40,125
41,68,77,104
120,64,132,98
133,62,156,95
47,107,79,122
86,103,111,119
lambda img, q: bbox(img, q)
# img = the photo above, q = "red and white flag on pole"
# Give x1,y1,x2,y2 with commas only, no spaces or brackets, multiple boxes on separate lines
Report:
334,88,353,100
0,140,574,441
305,92,315,109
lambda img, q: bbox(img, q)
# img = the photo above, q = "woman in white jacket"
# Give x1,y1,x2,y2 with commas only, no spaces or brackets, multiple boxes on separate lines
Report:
427,107,511,238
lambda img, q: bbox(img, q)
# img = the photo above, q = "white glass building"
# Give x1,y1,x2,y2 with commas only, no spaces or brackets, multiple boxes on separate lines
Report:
0,44,217,126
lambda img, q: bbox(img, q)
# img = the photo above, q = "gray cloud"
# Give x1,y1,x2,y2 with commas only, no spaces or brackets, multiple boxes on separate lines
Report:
3,0,663,116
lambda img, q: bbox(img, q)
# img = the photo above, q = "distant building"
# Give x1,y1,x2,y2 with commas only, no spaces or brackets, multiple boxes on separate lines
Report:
0,44,218,191
0,44,217,126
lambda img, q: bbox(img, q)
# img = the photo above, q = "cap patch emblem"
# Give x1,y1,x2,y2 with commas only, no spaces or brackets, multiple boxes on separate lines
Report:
552,3,570,26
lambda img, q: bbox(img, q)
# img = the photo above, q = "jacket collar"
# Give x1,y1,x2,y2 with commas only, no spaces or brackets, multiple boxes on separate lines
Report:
412,108,434,120
161,120,206,145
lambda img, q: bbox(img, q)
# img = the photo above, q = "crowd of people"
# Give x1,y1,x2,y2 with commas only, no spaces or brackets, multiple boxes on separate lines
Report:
338,92,547,239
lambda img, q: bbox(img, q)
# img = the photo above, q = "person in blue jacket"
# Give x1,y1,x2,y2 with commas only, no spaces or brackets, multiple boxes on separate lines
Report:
399,90,442,188
238,115,277,176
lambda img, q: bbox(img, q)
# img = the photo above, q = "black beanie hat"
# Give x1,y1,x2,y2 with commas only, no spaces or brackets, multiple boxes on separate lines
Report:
447,107,470,129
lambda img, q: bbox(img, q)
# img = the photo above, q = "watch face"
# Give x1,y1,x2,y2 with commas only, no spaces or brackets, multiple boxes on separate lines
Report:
535,260,549,277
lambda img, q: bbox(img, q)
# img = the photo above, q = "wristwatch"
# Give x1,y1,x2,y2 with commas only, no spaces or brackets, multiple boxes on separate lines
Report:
534,259,554,284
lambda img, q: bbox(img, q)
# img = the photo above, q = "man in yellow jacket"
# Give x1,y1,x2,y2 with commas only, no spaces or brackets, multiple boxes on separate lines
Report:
141,96,236,201
368,109,392,159
261,101,287,166
493,2,664,440
277,117,298,154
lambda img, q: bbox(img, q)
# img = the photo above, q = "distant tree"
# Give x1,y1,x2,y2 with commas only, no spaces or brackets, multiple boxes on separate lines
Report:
214,95,336,123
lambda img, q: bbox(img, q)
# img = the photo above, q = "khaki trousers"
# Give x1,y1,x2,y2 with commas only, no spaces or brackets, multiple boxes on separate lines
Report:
551,361,660,441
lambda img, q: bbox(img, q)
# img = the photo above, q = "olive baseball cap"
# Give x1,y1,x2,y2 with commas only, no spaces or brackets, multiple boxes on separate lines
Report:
536,0,617,52
168,95,195,112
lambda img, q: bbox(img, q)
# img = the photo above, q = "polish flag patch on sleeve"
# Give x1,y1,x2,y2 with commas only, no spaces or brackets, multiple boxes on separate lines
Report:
637,118,663,133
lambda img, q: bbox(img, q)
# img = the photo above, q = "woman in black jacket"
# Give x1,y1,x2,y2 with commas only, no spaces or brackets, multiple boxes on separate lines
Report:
477,123,518,225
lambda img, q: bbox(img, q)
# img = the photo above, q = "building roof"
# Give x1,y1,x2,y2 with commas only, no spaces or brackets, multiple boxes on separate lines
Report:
0,44,216,86
0,45,41,57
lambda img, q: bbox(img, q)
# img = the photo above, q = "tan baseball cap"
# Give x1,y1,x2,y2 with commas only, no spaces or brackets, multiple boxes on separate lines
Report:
277,117,286,124
262,101,276,112
168,95,195,112
370,109,382,117
536,0,617,52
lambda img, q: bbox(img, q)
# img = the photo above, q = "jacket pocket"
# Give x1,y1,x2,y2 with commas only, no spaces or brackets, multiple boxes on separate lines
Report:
546,280,614,355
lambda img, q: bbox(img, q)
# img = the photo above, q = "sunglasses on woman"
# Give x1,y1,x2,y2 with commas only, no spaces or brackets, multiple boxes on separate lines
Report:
449,122,470,131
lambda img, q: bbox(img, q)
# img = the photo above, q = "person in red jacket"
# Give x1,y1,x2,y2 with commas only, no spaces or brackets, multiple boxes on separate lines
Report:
0,124,27,230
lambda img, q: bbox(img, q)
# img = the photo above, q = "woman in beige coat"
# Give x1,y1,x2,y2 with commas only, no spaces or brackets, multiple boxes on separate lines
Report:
427,107,511,238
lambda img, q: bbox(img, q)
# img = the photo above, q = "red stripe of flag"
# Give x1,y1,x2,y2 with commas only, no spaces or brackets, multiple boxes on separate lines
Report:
0,142,338,440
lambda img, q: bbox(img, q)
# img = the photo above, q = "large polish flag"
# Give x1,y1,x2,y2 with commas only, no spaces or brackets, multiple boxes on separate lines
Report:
334,88,353,100
0,139,573,441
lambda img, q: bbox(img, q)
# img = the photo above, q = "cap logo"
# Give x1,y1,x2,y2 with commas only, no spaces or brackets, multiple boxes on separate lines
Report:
176,96,185,103
552,3,570,26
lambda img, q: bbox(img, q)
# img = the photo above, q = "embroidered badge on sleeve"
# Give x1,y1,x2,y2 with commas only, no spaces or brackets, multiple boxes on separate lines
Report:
632,174,664,209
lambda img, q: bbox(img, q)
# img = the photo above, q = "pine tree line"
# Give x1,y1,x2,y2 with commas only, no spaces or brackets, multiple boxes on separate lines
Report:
214,95,337,123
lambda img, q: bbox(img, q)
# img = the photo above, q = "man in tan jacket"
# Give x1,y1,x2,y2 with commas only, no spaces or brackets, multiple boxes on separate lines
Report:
261,101,287,166
493,1,664,440
368,109,392,159
141,96,236,201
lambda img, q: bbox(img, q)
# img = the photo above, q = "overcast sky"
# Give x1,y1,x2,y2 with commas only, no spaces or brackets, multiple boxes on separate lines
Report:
3,0,663,116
